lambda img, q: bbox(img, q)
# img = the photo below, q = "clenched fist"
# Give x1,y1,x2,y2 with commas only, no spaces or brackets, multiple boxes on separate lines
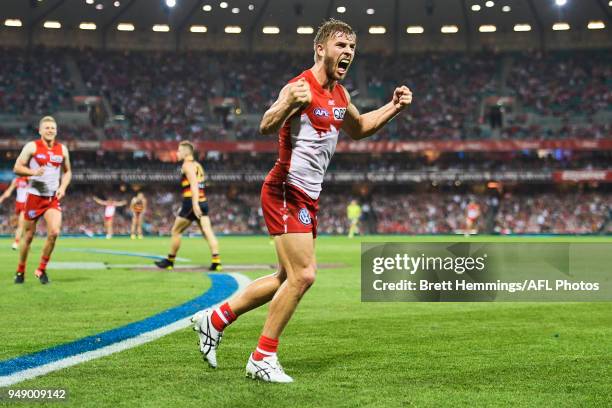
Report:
392,86,413,111
286,78,312,108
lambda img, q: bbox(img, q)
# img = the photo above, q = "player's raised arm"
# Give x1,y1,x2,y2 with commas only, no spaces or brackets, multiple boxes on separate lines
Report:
0,178,18,204
93,196,106,205
259,78,312,135
182,161,203,218
341,86,413,140
56,145,71,200
14,142,44,177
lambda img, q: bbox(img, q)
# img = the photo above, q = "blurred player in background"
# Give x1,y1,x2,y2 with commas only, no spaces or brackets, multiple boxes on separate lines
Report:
192,19,412,383
465,200,481,236
0,176,29,250
13,116,72,284
154,141,221,271
93,196,127,239
130,192,147,239
346,199,362,238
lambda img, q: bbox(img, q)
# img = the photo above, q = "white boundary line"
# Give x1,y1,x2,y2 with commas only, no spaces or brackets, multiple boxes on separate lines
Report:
0,273,251,387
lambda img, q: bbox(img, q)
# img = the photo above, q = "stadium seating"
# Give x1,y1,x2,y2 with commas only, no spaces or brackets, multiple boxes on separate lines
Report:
0,47,74,116
1,48,609,142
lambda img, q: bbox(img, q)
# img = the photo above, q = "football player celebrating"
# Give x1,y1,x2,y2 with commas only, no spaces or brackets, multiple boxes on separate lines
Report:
192,19,412,382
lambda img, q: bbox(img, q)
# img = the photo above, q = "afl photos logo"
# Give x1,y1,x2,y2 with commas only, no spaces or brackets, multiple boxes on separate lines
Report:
298,208,312,225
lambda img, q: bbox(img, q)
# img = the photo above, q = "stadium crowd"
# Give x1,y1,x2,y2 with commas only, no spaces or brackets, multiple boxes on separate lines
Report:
74,50,311,141
1,48,610,142
0,47,75,116
507,51,611,117
1,188,609,236
494,192,610,234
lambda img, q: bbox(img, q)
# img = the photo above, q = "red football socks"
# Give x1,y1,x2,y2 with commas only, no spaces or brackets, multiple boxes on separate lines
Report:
17,263,26,274
252,335,279,361
210,302,237,332
38,256,50,272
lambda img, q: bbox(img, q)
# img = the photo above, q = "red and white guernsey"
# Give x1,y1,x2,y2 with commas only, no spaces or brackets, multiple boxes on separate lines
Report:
265,69,349,200
467,203,481,220
15,177,29,203
105,205,116,218
28,139,64,197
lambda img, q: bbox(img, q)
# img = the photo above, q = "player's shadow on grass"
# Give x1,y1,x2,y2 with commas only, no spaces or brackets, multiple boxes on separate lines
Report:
54,276,93,283
289,349,377,372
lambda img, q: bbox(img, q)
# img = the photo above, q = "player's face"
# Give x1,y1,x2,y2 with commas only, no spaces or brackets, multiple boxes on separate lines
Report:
177,146,192,161
322,32,356,81
39,121,57,142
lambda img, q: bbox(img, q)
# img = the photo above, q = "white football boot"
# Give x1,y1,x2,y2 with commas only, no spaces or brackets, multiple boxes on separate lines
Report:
191,309,223,368
245,353,294,383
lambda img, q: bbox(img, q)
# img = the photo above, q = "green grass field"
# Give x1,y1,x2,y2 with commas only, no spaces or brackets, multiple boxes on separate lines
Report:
1,235,611,407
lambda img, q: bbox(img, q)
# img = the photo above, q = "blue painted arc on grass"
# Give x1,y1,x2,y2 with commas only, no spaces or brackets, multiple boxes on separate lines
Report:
0,273,237,377
63,248,189,261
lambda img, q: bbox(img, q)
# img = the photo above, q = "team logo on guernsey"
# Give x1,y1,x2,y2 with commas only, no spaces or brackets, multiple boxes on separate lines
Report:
333,108,346,120
298,208,312,225
49,154,63,163
313,108,329,117
36,154,46,159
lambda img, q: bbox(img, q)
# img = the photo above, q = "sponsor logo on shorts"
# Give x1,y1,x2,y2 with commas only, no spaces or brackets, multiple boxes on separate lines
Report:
28,210,37,219
298,208,312,225
333,108,346,120
313,108,329,117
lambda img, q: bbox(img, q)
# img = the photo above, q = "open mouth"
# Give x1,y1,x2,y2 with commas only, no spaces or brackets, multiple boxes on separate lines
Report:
337,58,350,73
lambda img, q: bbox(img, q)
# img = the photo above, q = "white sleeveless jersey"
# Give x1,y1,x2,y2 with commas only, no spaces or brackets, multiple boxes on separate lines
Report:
105,205,116,218
265,69,349,200
27,140,64,197
15,178,29,203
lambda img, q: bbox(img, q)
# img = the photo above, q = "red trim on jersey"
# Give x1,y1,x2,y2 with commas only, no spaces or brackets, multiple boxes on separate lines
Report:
33,139,64,168
264,69,348,187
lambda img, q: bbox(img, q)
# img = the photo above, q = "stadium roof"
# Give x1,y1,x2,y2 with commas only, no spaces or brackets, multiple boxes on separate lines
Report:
2,0,610,51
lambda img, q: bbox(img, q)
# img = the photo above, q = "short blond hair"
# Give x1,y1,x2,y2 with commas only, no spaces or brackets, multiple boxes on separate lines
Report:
179,140,195,154
313,19,356,62
39,116,56,127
